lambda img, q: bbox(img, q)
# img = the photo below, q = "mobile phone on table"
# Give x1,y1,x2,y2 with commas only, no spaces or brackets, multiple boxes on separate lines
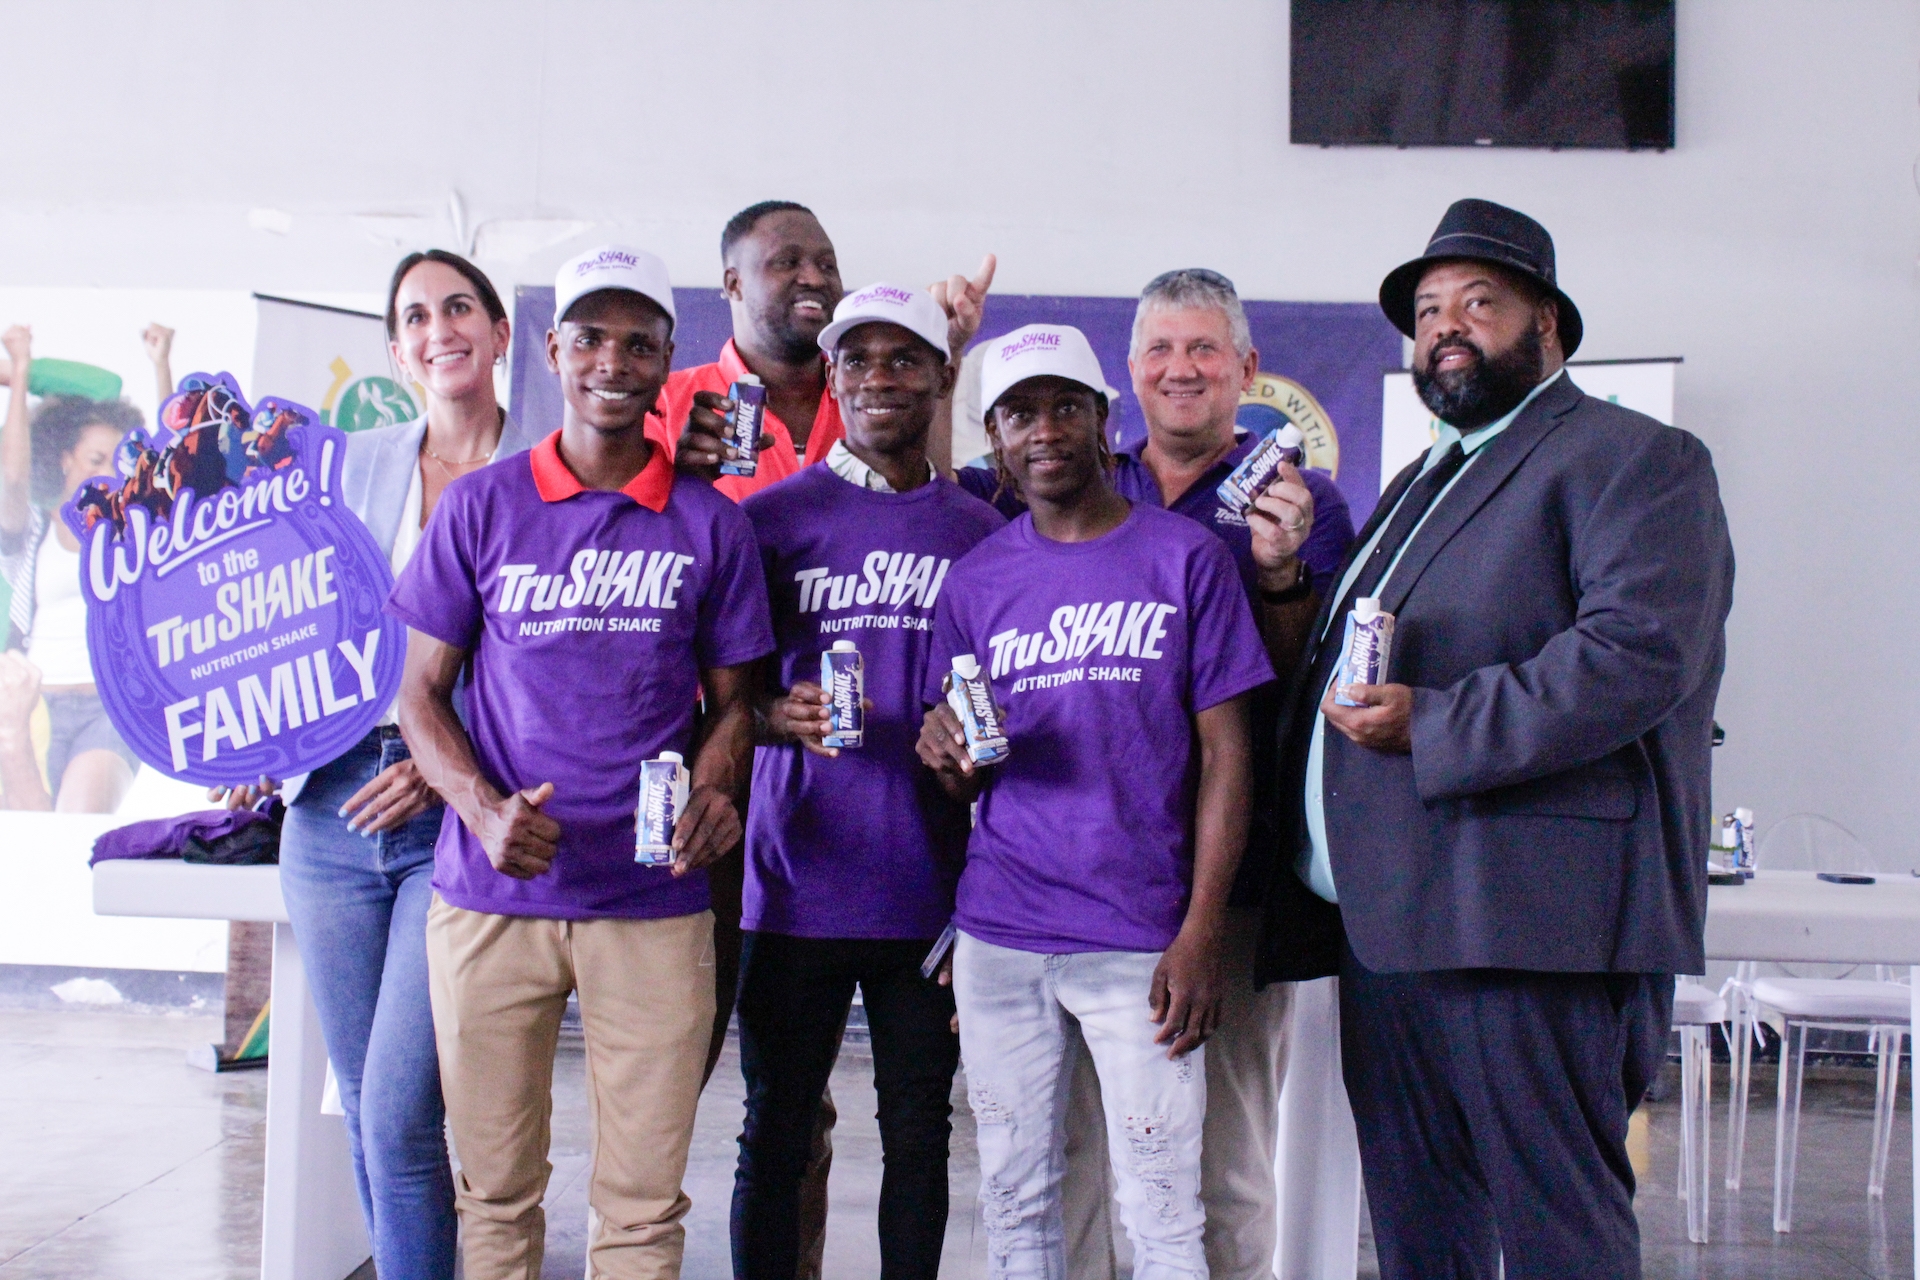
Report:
1816,871,1876,885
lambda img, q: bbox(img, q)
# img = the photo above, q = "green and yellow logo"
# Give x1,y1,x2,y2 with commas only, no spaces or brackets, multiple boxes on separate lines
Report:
319,357,418,433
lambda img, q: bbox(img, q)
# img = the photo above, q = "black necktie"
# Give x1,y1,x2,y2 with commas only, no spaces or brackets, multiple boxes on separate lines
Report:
1329,440,1467,627
1300,441,1468,689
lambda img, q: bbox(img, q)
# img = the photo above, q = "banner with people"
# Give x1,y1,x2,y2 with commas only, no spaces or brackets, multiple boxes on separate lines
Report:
508,286,1405,512
59,373,405,784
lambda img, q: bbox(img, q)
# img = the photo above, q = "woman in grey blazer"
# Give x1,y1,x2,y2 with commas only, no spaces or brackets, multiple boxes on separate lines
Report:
265,251,537,1280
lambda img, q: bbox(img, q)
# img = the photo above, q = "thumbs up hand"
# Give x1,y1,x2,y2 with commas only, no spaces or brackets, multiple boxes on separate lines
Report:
481,780,562,879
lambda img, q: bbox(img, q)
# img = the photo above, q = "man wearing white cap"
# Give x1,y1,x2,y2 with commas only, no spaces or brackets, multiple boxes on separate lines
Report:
919,323,1274,1278
959,286,1349,1279
394,245,774,1279
731,281,1004,1280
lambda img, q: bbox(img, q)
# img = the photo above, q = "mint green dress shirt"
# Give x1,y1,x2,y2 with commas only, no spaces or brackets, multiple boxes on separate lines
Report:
1299,369,1566,902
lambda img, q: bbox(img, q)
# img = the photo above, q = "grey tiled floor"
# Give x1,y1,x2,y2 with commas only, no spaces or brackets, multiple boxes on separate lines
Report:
0,1009,1908,1278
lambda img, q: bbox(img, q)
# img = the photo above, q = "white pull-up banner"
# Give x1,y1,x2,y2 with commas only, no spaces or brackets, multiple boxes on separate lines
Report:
251,294,418,434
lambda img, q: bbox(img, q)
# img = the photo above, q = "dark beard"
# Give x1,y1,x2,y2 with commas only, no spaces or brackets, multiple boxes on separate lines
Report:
767,323,822,365
1412,326,1544,430
757,296,833,365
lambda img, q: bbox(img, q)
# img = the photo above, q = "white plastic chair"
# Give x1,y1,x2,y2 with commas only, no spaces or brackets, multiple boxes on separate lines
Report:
1720,814,1912,1234
1672,978,1728,1244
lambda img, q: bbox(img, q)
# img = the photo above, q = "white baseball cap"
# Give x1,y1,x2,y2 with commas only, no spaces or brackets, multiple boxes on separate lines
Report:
978,324,1111,415
553,244,676,330
816,282,950,359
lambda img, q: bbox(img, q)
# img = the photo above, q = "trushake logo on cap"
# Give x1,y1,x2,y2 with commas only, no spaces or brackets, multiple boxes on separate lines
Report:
998,332,1062,361
978,323,1111,416
816,281,952,358
852,285,916,308
575,249,641,276
553,243,677,328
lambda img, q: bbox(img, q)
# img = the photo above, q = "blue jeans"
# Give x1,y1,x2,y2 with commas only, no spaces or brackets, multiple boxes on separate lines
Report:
280,726,455,1280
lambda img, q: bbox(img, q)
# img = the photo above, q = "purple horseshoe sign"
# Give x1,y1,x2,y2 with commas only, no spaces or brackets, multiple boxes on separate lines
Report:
60,372,405,786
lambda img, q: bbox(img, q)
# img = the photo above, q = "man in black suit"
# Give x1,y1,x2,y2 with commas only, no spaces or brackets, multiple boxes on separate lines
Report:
1257,199,1734,1278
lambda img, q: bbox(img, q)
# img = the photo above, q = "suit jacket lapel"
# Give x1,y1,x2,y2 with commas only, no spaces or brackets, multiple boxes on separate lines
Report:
1376,375,1583,619
360,418,425,558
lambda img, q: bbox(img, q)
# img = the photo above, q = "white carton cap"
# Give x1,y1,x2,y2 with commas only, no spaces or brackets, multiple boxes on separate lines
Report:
832,640,856,651
952,653,981,680
817,282,951,359
979,324,1111,416
1354,598,1382,621
658,751,683,764
554,244,676,330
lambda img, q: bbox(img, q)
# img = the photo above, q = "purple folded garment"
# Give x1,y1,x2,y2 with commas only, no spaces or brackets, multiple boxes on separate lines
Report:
90,809,273,866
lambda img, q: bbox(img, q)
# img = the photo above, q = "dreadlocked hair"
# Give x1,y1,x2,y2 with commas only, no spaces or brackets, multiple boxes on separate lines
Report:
983,414,1115,507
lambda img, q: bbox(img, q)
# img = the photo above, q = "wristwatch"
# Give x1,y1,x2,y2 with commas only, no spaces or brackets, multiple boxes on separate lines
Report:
1259,560,1313,605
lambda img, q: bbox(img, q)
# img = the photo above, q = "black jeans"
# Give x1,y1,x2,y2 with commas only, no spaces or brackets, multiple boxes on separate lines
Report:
731,932,959,1280
1340,940,1670,1280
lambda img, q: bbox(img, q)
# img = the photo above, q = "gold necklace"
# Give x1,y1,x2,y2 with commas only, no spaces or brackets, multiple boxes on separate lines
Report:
421,439,495,467
420,423,501,483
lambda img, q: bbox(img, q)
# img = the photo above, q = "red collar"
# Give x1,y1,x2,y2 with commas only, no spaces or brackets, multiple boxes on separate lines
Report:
529,429,673,511
718,338,751,383
717,337,830,388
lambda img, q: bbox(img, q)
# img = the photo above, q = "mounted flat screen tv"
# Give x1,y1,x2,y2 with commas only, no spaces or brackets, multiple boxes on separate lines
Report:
1291,1,1675,150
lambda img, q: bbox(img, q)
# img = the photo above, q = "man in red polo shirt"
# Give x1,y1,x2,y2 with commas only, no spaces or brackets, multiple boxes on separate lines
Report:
663,200,997,492
648,201,847,500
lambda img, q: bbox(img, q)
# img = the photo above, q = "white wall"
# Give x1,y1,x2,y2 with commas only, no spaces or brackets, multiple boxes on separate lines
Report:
2,1,1916,869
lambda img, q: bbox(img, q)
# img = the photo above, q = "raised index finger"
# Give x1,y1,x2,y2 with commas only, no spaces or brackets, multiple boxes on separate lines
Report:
970,253,997,298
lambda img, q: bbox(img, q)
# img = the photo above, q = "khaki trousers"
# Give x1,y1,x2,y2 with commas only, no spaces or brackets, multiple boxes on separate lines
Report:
426,897,716,1280
1199,907,1296,1280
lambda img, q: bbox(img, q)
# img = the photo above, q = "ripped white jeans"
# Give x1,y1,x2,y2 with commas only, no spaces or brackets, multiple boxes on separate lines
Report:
954,930,1208,1279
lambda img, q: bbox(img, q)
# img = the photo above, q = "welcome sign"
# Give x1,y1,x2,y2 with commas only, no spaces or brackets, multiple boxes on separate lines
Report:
60,372,405,785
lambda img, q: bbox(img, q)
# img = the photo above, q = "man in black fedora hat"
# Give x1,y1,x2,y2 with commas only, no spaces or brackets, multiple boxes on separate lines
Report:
1255,198,1734,1278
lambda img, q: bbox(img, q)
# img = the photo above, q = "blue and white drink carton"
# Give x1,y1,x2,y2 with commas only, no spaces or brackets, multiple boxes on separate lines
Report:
1333,598,1395,708
1721,807,1756,878
920,921,958,979
821,640,864,749
719,375,765,477
636,751,688,866
1216,424,1305,515
946,653,1011,765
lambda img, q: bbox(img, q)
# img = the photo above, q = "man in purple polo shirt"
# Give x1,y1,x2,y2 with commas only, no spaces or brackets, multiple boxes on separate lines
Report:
392,245,773,1280
918,323,1275,1277
1125,268,1354,1280
733,283,1004,1280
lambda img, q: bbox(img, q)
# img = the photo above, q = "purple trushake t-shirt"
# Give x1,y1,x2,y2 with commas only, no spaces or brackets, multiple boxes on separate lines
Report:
387,432,774,921
742,466,1006,940
925,503,1275,954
